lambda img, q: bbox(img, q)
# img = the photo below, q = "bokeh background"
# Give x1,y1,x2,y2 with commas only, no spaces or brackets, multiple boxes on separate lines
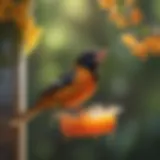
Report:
0,0,160,160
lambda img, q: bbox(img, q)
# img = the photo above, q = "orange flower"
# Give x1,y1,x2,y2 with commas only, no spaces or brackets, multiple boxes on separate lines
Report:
59,105,122,138
12,1,42,54
108,8,119,21
124,0,135,7
121,34,149,60
23,17,42,54
132,42,148,60
144,36,160,55
121,33,138,48
130,7,143,25
98,0,116,10
114,15,129,28
109,10,129,28
0,0,42,55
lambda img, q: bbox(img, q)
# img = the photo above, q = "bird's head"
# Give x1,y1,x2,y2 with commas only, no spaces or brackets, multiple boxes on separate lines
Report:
76,50,106,72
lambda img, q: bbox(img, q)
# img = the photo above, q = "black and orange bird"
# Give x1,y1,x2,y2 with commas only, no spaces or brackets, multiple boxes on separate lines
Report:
11,50,106,126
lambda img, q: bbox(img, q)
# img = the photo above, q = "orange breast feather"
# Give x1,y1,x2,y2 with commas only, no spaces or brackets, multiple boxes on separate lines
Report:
54,67,97,108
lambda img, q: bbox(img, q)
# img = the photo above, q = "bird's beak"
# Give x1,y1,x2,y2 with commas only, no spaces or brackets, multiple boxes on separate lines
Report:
96,50,106,63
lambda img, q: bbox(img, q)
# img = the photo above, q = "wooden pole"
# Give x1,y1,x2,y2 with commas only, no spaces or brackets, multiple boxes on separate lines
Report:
17,52,28,160
17,1,34,160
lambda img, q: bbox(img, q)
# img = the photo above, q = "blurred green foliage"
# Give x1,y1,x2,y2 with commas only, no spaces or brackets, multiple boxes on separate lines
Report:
27,0,160,160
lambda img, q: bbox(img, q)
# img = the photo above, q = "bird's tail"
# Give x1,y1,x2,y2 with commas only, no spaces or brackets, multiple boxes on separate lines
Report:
10,106,41,127
10,96,57,127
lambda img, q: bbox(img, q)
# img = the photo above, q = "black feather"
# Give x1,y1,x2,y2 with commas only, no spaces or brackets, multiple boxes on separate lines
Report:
40,71,75,97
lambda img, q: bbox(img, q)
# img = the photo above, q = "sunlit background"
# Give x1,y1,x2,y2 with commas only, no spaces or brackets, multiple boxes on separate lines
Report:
0,0,160,160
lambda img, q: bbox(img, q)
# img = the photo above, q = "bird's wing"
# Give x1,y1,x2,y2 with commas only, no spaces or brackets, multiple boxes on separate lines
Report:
40,70,76,98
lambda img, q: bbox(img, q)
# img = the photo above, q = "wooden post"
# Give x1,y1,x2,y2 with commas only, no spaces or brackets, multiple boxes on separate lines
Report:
16,1,35,159
17,52,28,160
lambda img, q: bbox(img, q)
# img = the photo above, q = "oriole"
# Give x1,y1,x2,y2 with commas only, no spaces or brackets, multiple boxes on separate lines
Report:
11,50,106,126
